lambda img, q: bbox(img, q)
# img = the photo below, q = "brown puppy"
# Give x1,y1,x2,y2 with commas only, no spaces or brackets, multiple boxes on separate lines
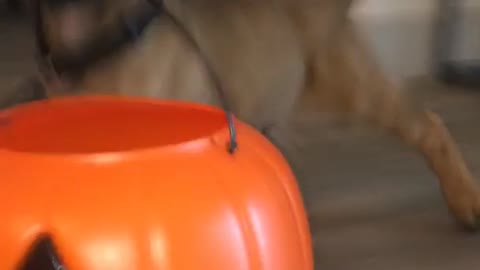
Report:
30,0,480,229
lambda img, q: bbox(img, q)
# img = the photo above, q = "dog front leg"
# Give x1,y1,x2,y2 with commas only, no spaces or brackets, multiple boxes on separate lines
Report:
307,24,480,229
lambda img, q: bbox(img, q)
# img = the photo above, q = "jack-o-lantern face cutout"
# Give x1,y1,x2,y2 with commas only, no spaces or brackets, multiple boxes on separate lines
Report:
20,237,65,270
0,96,312,270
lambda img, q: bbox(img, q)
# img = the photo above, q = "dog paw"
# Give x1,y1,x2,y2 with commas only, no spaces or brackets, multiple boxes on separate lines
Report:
443,184,480,231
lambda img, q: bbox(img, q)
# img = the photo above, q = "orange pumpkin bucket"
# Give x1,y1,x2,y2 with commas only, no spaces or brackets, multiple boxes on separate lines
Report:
0,95,313,269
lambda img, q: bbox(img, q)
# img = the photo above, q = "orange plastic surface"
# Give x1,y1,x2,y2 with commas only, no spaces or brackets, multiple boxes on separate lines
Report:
0,95,313,269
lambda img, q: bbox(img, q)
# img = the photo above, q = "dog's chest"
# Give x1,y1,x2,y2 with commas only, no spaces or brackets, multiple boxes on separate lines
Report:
79,21,220,107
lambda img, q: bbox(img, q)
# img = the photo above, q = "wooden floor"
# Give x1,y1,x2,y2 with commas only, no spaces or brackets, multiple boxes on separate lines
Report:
2,12,480,270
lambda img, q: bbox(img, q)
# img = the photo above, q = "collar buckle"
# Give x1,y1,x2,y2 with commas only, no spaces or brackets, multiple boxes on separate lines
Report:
36,53,70,95
36,53,58,83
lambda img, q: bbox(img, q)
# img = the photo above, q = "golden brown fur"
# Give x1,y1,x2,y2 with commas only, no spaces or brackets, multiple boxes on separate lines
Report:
34,0,480,228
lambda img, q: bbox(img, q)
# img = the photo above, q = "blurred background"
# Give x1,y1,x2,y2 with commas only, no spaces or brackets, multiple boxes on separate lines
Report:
1,1,480,269
353,0,480,83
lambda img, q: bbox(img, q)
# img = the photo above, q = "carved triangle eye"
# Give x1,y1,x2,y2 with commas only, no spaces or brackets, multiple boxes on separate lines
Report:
19,237,67,270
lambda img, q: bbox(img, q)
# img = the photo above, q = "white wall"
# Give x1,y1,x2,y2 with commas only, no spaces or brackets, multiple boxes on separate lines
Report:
350,0,480,80
353,0,435,17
